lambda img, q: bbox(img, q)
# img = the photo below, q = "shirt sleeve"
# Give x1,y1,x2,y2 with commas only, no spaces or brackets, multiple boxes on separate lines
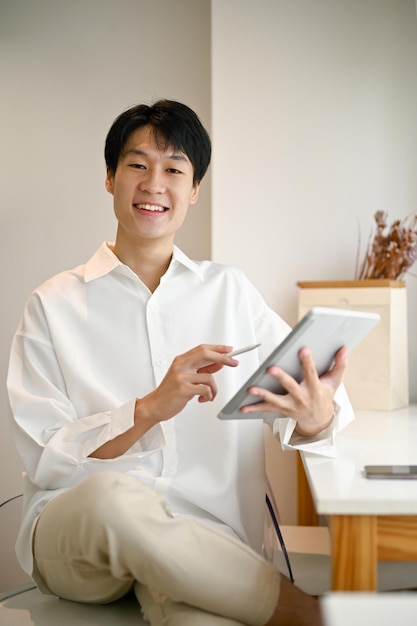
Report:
7,309,165,491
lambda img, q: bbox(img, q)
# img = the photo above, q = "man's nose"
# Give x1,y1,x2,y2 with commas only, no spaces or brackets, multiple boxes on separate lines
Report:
139,169,165,193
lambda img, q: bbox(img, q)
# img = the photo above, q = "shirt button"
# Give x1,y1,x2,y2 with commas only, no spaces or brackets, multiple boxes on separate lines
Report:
155,357,163,366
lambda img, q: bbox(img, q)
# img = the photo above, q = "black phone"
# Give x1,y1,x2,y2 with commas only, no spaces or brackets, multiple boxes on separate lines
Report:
364,465,417,479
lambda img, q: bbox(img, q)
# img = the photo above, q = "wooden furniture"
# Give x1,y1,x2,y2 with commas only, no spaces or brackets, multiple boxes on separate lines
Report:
298,405,417,591
297,280,409,410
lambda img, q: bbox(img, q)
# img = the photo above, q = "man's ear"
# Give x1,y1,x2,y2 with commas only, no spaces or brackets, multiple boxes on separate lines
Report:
190,181,201,205
105,169,114,195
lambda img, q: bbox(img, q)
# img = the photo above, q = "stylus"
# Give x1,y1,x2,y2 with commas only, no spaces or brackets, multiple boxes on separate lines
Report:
228,344,261,357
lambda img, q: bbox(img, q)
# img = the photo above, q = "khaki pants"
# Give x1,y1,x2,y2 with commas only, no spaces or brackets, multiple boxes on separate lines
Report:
33,472,280,625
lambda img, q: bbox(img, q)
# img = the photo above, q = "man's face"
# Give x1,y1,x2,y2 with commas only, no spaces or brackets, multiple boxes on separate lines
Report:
106,125,200,247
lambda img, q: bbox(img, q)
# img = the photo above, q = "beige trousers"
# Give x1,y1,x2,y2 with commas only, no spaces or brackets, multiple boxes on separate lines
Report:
33,472,280,625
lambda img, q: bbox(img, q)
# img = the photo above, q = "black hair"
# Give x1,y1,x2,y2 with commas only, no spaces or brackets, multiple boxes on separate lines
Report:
104,99,211,184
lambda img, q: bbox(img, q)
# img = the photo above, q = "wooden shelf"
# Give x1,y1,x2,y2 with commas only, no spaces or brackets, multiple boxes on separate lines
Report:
297,280,405,289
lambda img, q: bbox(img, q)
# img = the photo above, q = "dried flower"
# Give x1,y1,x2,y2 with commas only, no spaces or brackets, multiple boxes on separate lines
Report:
357,211,417,280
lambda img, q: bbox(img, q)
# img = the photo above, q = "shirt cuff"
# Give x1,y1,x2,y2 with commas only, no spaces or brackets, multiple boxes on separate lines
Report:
273,385,354,458
98,398,166,456
48,398,165,460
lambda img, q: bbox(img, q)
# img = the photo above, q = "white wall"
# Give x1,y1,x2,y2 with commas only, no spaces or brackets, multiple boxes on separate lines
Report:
0,0,211,506
211,0,417,522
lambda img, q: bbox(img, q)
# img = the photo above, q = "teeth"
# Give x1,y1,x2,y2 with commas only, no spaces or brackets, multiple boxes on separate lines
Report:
136,203,165,212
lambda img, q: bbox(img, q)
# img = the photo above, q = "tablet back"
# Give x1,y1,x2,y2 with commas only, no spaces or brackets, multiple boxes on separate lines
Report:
218,307,380,420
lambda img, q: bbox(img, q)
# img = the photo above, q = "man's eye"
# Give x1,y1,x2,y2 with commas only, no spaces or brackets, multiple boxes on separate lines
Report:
130,163,146,169
167,168,182,174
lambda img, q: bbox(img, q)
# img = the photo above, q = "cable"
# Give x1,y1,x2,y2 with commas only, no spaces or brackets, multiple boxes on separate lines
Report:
0,494,23,508
265,493,294,584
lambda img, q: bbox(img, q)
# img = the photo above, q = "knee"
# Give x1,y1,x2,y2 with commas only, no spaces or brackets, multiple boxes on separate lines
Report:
75,472,141,510
77,471,133,497
74,472,171,522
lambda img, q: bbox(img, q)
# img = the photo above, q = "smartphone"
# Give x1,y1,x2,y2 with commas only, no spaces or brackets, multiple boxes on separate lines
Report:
364,465,417,479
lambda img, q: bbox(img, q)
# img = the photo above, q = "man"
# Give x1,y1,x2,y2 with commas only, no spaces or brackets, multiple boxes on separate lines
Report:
7,99,353,625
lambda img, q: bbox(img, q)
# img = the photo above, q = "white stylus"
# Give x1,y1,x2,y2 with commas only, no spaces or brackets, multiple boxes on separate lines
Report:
228,343,261,357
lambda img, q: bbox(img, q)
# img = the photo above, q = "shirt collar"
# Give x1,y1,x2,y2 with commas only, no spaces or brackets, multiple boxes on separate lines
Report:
84,242,122,282
171,245,205,281
84,242,204,283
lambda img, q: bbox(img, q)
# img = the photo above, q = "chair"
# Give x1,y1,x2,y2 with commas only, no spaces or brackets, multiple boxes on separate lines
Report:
0,587,144,626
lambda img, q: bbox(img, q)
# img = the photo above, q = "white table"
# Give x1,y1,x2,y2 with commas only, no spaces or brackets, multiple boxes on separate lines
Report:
321,592,417,626
298,405,417,590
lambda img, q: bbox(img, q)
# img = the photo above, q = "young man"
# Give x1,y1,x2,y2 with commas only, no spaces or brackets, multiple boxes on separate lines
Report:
7,100,353,625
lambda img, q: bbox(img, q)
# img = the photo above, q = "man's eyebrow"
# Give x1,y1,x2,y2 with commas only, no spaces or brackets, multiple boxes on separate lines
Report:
125,148,189,162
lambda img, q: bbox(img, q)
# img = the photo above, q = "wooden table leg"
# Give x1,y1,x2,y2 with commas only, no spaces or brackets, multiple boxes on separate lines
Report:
331,515,377,590
297,452,319,526
377,515,417,560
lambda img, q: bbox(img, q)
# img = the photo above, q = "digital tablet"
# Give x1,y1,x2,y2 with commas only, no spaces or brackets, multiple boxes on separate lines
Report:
217,306,380,420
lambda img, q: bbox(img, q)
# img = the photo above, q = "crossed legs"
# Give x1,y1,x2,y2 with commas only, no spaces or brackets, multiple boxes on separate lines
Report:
33,472,322,626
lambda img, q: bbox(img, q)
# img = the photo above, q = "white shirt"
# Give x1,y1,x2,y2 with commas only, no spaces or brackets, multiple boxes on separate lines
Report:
7,242,354,575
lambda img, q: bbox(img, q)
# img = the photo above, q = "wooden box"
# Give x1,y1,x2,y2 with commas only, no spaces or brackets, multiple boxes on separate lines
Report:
297,280,409,410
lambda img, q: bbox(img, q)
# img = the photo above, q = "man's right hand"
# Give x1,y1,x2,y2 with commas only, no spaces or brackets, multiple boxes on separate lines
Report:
90,344,239,460
136,343,239,426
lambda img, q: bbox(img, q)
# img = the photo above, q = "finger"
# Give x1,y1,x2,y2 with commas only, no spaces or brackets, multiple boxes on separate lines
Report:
240,386,290,414
334,345,348,368
298,346,348,391
191,344,234,365
186,372,218,401
201,343,234,355
266,365,299,396
172,345,234,376
321,346,348,388
298,348,320,387
195,381,217,403
197,362,228,374
191,344,239,372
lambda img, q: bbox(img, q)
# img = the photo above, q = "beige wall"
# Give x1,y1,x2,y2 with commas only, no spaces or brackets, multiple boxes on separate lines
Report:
0,0,211,506
211,0,417,522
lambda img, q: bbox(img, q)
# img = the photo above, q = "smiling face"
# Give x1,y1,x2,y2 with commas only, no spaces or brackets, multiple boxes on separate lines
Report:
106,125,200,253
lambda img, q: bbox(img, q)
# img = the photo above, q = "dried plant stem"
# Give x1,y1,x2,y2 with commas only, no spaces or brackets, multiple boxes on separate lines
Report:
357,211,417,280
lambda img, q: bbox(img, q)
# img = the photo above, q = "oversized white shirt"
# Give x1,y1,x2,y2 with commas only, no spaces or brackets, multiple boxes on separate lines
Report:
7,242,354,576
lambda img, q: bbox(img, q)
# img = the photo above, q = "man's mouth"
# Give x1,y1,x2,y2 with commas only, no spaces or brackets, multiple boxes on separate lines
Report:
134,203,167,213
